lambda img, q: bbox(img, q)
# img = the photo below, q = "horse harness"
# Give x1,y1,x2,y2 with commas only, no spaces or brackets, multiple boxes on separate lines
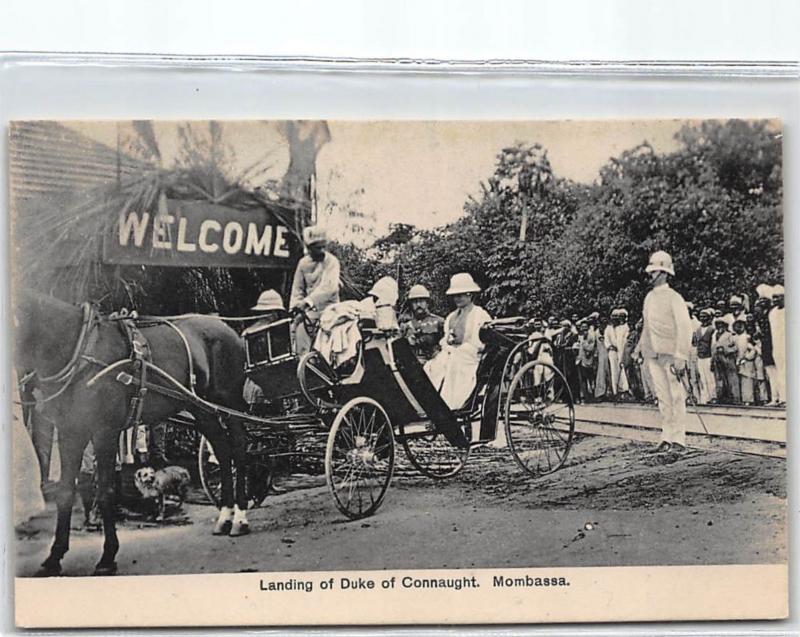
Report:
19,304,208,431
113,313,153,430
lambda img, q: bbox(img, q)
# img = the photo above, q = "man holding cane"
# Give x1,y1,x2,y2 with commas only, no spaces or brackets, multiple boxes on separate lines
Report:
638,251,694,453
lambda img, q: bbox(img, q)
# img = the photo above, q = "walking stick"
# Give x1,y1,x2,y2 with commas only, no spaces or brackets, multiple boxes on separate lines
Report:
670,364,710,435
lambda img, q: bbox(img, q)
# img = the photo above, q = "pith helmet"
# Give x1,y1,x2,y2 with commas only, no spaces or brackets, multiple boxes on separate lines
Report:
302,225,327,246
368,276,399,307
645,250,675,276
407,284,431,300
446,272,481,296
251,289,285,312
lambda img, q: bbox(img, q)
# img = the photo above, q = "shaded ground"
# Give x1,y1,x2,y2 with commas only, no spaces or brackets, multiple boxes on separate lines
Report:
15,436,786,577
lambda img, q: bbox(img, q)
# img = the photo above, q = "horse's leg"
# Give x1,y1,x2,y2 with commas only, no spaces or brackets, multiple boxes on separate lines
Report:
92,428,120,575
38,431,87,576
227,418,250,537
193,411,235,535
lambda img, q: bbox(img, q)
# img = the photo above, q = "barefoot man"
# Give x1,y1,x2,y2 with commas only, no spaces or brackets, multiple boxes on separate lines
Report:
638,251,694,453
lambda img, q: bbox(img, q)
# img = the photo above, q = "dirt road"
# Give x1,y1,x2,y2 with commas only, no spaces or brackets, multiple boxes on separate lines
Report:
15,436,786,577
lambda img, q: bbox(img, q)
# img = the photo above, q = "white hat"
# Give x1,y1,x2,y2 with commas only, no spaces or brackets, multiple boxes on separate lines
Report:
446,272,481,295
645,250,675,276
251,289,285,312
756,283,774,299
368,276,399,307
685,301,695,310
729,294,744,305
772,284,785,296
302,225,327,246
714,314,731,327
407,284,431,300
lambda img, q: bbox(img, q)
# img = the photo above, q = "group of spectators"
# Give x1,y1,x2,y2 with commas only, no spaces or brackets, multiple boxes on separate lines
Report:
535,284,786,408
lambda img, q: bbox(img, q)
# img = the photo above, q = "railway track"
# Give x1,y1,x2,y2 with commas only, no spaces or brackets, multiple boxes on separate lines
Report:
572,402,786,458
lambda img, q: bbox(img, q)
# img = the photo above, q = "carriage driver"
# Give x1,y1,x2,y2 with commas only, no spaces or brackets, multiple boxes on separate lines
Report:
243,290,287,408
400,284,445,363
290,225,341,355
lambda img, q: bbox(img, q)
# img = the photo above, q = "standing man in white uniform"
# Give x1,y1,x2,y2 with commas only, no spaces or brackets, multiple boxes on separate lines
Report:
638,251,694,453
768,284,786,405
289,225,341,355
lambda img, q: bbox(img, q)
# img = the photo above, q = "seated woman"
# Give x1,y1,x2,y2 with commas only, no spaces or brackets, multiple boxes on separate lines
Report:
357,276,400,332
424,273,492,411
314,276,400,377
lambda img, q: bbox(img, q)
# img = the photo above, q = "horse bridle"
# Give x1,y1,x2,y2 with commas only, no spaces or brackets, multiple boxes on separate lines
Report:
17,302,100,406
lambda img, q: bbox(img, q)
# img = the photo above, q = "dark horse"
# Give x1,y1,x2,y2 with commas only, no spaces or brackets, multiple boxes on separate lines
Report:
14,289,251,576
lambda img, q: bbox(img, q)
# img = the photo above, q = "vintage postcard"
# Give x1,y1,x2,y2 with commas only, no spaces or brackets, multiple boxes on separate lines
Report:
10,119,787,627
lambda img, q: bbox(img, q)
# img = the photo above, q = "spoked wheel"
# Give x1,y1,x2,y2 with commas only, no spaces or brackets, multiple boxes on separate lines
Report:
297,350,340,411
504,360,575,477
325,397,395,520
197,435,272,509
399,420,470,479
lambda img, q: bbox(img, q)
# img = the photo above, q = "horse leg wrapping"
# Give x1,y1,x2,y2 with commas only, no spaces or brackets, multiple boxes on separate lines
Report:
230,504,250,537
213,506,234,535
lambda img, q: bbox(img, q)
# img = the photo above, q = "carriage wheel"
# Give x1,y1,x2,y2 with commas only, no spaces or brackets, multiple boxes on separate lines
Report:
325,397,395,520
297,350,340,411
197,435,272,509
399,420,470,479
504,360,575,478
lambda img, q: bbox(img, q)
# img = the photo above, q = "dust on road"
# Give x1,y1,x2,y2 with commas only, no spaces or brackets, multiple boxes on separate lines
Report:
15,436,786,577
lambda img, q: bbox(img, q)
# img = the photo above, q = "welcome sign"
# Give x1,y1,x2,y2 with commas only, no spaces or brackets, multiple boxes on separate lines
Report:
103,199,301,268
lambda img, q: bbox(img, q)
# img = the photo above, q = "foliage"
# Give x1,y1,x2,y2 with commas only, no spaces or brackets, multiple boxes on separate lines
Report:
339,120,783,323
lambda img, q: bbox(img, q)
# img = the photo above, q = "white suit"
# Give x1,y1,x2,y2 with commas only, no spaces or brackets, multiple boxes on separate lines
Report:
425,304,492,410
639,283,693,446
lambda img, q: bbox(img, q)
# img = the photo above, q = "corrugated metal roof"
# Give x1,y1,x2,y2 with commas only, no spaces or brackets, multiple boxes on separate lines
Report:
9,121,150,201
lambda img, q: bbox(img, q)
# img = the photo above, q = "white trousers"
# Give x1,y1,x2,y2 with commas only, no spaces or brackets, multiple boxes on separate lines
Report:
697,357,716,404
766,365,784,403
607,350,629,394
647,355,687,446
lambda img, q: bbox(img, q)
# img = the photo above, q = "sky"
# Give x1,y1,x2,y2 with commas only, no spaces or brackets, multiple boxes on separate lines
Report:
66,119,686,240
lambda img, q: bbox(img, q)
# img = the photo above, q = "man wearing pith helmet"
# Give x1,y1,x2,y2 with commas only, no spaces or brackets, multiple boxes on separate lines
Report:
242,289,287,407
289,225,341,354
400,284,445,363
638,250,694,453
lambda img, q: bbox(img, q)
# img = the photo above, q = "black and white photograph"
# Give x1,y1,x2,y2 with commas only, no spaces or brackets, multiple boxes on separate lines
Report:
9,118,787,623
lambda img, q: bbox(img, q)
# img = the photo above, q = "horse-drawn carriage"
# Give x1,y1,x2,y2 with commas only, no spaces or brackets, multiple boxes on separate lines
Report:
197,312,577,520
15,289,576,576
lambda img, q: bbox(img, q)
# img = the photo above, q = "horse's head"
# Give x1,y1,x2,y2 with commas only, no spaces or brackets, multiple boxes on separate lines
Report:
12,288,41,372
12,287,83,376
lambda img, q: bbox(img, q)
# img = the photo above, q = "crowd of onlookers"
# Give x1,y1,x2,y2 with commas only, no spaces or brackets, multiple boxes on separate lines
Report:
534,284,786,408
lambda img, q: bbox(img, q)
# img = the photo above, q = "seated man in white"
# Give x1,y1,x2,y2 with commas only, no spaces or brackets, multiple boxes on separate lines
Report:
424,273,492,412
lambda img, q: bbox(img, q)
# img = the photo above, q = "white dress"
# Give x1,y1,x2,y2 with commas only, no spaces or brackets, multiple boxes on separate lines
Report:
424,304,492,410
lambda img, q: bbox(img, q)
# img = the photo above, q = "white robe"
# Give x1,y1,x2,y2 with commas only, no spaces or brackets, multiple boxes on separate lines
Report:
603,323,630,393
13,371,45,526
424,305,492,409
769,306,786,402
